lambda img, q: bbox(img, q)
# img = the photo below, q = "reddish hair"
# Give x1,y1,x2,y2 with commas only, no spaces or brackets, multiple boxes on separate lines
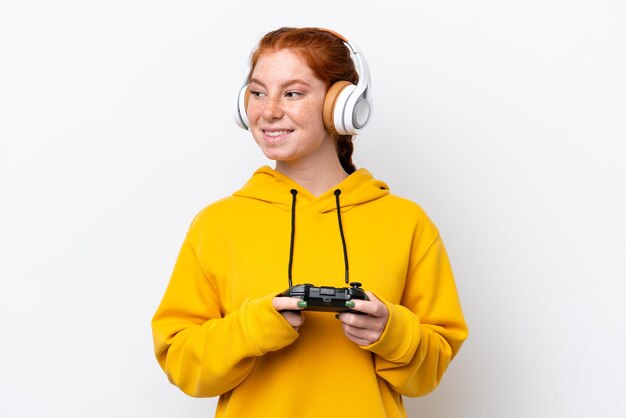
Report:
247,27,359,174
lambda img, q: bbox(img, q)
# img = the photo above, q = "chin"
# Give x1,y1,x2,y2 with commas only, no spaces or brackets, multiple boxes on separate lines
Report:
260,149,287,162
266,155,296,164
258,144,298,161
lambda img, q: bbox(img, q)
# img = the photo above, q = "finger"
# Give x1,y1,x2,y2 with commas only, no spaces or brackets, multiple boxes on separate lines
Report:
272,296,307,311
336,312,372,329
339,313,386,335
345,335,371,346
341,324,379,346
348,292,388,318
281,310,305,328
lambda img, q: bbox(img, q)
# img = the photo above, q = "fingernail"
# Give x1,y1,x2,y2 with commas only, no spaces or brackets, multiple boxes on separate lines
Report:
345,301,355,308
297,301,308,308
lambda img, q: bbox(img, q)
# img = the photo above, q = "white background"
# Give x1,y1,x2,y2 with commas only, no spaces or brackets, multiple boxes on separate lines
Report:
1,1,625,417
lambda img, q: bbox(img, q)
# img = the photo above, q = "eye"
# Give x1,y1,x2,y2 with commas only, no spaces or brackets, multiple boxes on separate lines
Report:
250,90,266,98
285,91,303,98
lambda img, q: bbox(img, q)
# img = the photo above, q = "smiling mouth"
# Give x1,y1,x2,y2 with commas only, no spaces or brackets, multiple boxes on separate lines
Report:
263,129,294,137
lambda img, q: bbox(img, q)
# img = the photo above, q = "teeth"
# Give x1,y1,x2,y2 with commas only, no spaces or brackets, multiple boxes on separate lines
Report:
265,130,291,137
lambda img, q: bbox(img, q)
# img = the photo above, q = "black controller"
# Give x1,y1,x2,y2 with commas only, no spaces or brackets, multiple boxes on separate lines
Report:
281,282,369,313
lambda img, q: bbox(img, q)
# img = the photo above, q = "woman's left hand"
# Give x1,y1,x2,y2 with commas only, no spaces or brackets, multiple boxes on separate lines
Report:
336,292,389,346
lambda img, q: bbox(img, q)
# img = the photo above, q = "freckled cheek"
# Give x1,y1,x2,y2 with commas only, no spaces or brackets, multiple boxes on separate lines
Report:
246,104,261,126
292,102,325,128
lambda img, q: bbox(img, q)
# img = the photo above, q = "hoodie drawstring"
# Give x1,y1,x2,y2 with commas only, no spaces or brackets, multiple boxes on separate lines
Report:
288,189,298,287
334,190,350,284
287,189,350,288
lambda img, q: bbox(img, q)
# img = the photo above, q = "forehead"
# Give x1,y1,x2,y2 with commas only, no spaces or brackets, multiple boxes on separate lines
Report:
251,49,320,84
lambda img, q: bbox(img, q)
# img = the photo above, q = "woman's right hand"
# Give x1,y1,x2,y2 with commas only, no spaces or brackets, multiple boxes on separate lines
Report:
272,297,306,332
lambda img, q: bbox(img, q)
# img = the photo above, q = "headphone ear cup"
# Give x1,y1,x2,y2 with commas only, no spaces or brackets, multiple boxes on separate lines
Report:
323,81,353,135
234,84,251,130
244,86,251,113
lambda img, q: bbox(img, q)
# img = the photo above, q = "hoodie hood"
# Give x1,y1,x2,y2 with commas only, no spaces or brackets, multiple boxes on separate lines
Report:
233,166,390,213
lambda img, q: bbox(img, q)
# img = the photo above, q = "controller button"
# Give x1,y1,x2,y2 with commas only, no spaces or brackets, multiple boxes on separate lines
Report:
320,287,336,296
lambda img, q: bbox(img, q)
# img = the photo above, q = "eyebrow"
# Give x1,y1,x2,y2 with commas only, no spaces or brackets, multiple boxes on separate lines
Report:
249,78,310,89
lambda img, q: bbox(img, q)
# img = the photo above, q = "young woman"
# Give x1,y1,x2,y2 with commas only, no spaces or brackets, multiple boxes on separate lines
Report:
152,27,468,418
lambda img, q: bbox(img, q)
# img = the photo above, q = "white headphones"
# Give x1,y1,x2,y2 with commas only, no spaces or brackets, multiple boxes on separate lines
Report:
233,28,372,136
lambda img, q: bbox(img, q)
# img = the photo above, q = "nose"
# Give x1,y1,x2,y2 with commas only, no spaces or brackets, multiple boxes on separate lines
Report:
262,95,284,121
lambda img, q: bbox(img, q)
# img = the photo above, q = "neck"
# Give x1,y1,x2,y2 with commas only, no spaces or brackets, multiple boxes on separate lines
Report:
275,158,349,197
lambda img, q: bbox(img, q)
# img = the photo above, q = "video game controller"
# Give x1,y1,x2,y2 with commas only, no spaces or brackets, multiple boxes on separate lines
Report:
281,282,369,313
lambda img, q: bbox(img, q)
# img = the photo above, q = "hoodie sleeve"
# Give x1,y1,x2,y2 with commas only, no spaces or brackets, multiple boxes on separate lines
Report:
361,233,468,397
151,237,299,398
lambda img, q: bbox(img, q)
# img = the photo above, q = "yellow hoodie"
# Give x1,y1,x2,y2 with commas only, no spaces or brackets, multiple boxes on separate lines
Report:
152,166,468,418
